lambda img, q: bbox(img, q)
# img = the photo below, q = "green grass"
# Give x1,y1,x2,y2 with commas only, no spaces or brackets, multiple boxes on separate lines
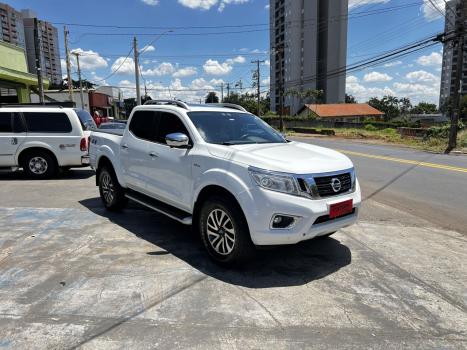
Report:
289,127,467,153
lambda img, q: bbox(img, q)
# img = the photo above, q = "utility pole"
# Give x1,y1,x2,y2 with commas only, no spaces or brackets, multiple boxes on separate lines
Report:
133,37,141,106
64,26,74,104
33,18,44,104
446,1,466,153
226,83,230,100
73,52,85,110
252,59,265,116
220,83,224,102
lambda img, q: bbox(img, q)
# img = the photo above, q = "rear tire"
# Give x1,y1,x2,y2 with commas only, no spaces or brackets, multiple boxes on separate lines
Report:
98,166,127,211
199,195,255,266
21,150,57,179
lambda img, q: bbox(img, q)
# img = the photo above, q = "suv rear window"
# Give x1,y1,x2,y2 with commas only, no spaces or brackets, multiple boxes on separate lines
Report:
23,112,72,133
74,109,97,130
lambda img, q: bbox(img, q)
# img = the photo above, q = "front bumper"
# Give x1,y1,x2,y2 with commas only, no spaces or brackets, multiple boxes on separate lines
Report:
237,180,361,246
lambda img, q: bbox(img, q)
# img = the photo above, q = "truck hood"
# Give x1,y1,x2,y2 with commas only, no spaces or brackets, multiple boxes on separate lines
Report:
208,141,354,174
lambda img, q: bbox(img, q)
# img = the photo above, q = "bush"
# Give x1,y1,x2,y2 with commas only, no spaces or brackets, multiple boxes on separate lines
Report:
382,128,398,135
364,124,377,131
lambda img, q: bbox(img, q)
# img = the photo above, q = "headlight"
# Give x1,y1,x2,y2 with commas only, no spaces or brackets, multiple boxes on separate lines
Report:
249,167,299,195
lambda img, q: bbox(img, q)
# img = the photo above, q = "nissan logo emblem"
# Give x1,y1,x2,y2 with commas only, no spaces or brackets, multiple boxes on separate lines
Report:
331,178,342,192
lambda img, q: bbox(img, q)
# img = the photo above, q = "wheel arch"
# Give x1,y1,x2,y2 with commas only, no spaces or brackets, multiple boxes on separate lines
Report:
18,147,59,169
95,155,114,186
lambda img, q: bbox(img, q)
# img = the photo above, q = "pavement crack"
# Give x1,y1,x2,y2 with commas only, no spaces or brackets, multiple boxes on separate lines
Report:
234,286,284,330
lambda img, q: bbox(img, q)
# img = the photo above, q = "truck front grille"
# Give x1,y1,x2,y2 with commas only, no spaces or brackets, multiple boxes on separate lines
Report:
313,172,352,197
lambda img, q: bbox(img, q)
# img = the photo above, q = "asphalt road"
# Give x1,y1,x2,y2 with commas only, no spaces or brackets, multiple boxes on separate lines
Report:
0,143,466,349
292,136,467,234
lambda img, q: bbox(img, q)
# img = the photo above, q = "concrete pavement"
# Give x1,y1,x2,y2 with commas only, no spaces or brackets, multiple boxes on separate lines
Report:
0,148,466,348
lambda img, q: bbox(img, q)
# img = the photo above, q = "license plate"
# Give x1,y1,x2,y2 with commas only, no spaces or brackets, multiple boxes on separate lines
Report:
81,157,90,165
329,199,353,219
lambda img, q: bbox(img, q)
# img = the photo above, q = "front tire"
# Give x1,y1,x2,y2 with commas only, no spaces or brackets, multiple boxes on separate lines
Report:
199,196,255,265
98,166,127,211
21,150,57,179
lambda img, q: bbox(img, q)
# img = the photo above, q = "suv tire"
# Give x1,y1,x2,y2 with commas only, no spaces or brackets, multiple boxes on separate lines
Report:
21,150,57,179
199,195,255,265
98,166,127,211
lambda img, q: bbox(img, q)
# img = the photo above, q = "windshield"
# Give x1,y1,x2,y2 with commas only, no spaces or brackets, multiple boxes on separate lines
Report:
74,109,97,131
187,111,286,145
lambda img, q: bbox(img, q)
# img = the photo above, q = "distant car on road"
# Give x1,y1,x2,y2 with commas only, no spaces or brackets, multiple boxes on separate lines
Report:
98,122,126,135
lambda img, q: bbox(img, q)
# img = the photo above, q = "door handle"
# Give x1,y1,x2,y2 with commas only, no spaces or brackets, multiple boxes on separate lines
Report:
11,137,18,145
121,144,129,149
149,151,159,158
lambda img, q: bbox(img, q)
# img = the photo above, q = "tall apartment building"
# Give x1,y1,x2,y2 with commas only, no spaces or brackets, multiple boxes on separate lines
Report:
439,0,467,109
22,9,62,85
0,3,25,47
269,0,348,115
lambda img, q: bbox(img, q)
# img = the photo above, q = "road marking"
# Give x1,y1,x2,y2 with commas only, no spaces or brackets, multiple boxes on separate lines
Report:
336,149,467,174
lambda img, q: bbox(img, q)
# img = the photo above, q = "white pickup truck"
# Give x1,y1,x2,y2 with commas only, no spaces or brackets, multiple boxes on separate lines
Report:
89,100,361,265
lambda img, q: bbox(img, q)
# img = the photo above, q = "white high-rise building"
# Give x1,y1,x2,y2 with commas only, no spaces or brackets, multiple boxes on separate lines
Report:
269,0,348,115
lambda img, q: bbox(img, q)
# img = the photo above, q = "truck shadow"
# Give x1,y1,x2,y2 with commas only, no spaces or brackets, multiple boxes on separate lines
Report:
0,168,95,181
79,198,352,288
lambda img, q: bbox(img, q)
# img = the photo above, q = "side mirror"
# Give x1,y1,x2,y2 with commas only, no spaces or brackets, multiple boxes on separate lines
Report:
165,132,190,148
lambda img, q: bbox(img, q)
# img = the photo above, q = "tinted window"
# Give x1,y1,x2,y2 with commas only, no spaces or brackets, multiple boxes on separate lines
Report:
187,112,285,145
129,111,158,141
0,112,12,133
156,112,190,144
74,109,97,130
23,112,72,133
12,113,26,133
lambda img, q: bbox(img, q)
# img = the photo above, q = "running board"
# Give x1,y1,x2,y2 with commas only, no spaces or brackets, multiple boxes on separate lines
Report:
125,189,192,225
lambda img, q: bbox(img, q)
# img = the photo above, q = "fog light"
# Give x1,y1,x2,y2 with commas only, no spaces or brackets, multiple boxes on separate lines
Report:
271,215,296,229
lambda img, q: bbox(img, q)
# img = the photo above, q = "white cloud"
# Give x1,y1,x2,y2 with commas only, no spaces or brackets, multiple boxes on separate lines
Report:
422,0,445,21
60,59,67,73
70,48,108,70
346,75,359,84
416,52,442,67
142,62,175,76
178,0,249,11
384,60,402,67
393,82,439,99
172,66,198,78
203,59,233,75
263,60,270,66
226,55,246,64
406,70,438,83
262,76,270,86
265,4,270,10
349,0,389,10
140,45,155,53
111,56,135,75
363,71,393,82
141,0,159,5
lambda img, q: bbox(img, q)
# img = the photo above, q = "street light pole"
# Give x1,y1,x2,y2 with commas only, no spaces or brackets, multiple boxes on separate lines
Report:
133,37,141,106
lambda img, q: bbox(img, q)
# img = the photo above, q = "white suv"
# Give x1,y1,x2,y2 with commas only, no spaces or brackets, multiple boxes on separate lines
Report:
89,101,361,265
0,107,93,178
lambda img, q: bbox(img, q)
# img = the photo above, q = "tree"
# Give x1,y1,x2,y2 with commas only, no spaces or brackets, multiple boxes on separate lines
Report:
399,97,412,116
411,102,438,115
285,88,324,104
368,95,400,121
345,94,357,103
205,91,219,103
124,98,136,117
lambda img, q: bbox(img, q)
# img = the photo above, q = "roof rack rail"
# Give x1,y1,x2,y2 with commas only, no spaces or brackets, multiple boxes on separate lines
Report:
0,104,65,108
205,103,247,112
143,100,189,110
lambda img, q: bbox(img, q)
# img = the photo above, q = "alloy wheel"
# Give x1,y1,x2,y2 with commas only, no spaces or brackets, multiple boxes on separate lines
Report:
206,209,236,255
28,157,48,175
101,172,115,205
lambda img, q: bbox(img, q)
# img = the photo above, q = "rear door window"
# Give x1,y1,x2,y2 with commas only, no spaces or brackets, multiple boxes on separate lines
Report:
23,112,73,133
13,113,26,133
0,112,12,133
129,111,159,141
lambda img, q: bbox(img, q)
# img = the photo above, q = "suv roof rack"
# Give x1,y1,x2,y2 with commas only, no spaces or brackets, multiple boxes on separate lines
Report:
0,104,65,108
205,103,247,112
143,100,189,110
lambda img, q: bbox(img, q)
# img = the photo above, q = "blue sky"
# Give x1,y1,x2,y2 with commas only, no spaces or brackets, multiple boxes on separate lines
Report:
7,0,446,105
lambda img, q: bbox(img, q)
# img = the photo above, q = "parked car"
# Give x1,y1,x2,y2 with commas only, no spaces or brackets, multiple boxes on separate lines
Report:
0,106,91,178
98,122,126,135
89,100,361,265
